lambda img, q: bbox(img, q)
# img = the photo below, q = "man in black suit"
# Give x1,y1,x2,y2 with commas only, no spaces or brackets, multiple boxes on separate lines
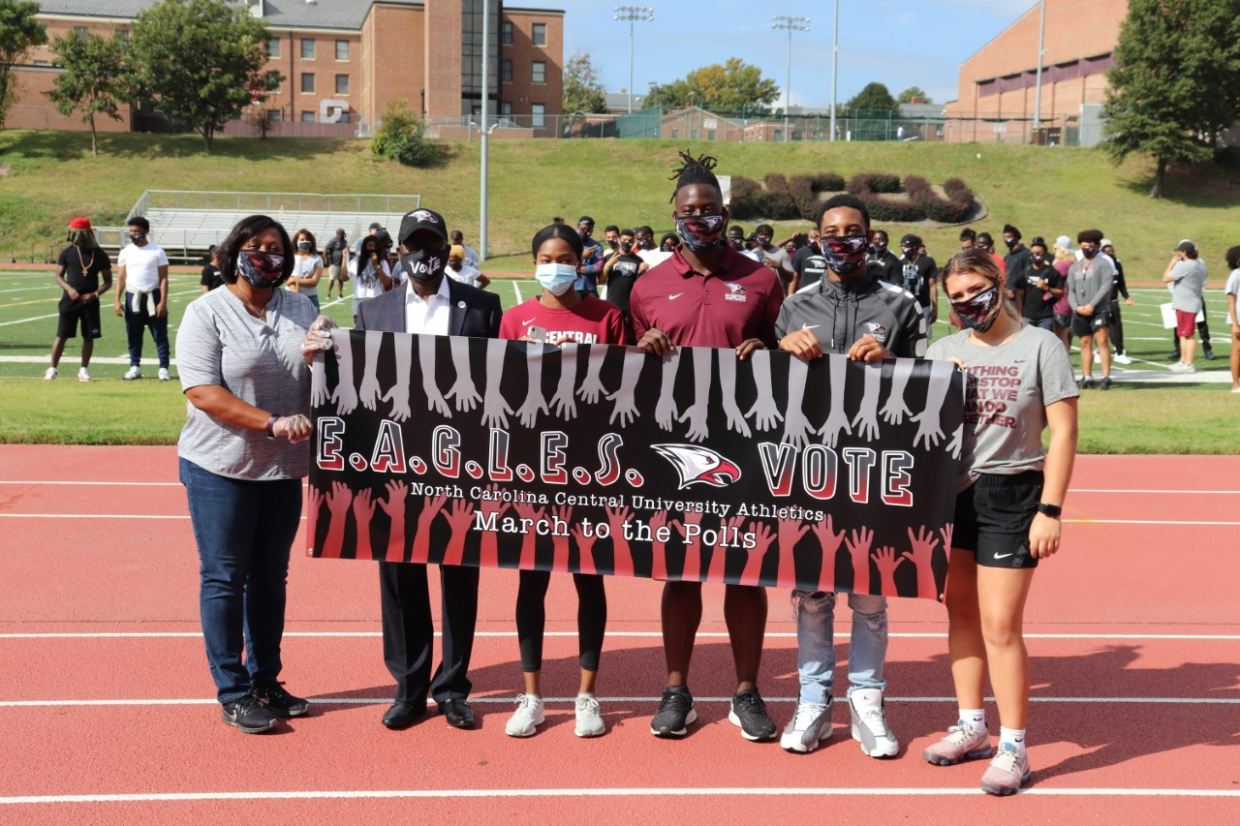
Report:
355,207,503,730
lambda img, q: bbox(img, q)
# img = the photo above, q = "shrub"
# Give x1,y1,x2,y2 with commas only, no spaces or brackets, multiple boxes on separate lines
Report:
371,99,439,168
760,173,801,220
728,175,764,219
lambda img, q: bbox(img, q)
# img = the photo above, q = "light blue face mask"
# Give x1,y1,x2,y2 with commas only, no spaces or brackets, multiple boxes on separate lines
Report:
534,262,577,296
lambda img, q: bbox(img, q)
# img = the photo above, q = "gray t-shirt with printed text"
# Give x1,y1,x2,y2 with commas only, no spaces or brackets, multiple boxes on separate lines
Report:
927,324,1078,491
1169,258,1207,314
176,286,317,480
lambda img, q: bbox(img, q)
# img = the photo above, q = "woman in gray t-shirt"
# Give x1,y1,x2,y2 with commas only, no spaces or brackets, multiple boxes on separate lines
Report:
176,214,318,735
921,248,1079,796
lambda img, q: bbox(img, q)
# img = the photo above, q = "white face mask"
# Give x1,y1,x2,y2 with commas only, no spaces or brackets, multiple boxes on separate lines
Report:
534,262,577,296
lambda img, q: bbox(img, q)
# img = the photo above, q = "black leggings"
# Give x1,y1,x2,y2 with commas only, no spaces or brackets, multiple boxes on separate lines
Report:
516,570,607,673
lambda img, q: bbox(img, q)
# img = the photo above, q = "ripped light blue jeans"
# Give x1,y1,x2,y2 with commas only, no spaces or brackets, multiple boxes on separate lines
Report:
792,590,888,705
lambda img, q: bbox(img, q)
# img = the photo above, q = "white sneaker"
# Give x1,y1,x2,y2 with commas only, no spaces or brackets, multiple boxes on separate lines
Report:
123,366,142,380
849,688,899,758
43,367,57,380
780,698,832,753
574,693,605,738
158,367,172,381
1113,353,1133,365
77,367,91,382
505,694,545,737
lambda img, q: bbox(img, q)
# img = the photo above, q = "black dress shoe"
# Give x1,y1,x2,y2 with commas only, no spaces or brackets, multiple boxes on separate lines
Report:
1204,347,1217,360
382,701,428,730
437,699,475,729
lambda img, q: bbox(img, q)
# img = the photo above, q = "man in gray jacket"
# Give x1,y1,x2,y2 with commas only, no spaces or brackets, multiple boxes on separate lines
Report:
1067,229,1116,389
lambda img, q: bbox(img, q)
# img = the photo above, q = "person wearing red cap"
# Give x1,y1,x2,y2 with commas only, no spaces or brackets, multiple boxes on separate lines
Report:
45,218,112,382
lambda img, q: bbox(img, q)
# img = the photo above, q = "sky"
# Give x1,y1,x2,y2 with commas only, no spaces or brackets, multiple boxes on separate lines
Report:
554,0,1041,109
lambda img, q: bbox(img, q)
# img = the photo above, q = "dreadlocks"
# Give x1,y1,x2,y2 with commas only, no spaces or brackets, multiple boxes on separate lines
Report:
669,150,721,203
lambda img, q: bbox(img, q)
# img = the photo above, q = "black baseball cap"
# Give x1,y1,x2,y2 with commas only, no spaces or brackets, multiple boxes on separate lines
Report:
1175,239,1196,253
398,208,448,245
368,222,382,231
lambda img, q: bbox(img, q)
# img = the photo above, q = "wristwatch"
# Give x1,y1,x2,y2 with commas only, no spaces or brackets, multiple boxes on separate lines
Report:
1036,502,1062,519
266,415,280,438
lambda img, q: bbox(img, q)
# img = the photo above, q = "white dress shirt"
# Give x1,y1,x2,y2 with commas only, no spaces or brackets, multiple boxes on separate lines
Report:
405,277,452,334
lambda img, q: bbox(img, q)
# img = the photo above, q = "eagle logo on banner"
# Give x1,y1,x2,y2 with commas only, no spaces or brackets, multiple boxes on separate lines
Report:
652,444,742,490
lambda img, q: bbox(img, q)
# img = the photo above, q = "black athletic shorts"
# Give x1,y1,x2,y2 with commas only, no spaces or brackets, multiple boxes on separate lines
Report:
1071,310,1109,339
56,297,102,340
951,471,1043,569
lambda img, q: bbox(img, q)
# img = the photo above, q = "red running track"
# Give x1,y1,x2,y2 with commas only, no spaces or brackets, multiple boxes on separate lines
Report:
0,446,1238,824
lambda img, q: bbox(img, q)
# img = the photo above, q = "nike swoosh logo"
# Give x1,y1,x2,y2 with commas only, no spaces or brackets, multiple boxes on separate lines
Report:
801,324,819,330
668,293,684,300
522,319,537,325
994,553,1013,559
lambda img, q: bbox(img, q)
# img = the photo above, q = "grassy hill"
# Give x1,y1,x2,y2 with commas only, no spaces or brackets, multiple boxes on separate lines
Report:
3,130,1240,278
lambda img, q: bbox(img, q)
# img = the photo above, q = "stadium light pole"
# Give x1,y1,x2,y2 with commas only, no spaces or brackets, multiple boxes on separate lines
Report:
614,6,654,114
829,0,840,141
1033,0,1046,135
772,15,811,142
480,1,490,261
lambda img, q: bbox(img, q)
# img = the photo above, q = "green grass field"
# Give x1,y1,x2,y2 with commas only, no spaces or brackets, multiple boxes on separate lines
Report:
0,266,1234,451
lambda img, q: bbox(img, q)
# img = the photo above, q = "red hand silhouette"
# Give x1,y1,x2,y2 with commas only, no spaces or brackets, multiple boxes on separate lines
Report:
476,484,509,568
872,546,907,597
442,500,476,566
551,505,573,572
648,509,670,580
352,488,377,561
322,481,352,560
411,493,449,564
845,527,874,595
902,525,940,600
708,515,746,583
570,521,598,575
376,480,408,563
740,521,776,587
606,505,635,577
304,486,324,557
672,510,704,582
810,515,846,592
514,502,547,570
776,517,810,589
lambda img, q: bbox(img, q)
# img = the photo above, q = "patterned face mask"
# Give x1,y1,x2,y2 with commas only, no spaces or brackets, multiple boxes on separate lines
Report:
236,250,285,288
674,213,726,254
951,285,1001,333
820,234,870,276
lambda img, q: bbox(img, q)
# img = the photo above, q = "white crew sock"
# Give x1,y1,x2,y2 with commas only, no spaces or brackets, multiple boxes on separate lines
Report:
959,708,987,734
999,726,1027,757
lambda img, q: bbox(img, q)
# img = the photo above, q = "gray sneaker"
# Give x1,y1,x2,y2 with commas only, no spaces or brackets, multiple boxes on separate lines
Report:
923,721,994,766
780,698,832,753
980,741,1031,795
849,688,899,758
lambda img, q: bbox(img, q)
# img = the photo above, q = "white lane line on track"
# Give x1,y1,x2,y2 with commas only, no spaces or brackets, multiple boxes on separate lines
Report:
2,696,1237,708
3,631,1239,641
1,787,1238,805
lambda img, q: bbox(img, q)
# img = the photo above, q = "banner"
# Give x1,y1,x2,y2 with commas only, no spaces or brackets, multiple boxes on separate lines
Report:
308,331,964,601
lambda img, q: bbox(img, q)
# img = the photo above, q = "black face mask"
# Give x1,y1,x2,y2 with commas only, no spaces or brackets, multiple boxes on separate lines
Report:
399,247,447,283
129,233,145,244
1004,237,1019,249
1081,247,1099,259
619,241,634,253
1031,253,1046,264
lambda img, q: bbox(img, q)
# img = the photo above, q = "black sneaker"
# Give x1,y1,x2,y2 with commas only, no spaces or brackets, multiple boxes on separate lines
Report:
1100,377,1112,391
650,686,697,737
255,682,310,718
222,693,278,733
728,688,777,741
1204,347,1217,360
1080,377,1095,390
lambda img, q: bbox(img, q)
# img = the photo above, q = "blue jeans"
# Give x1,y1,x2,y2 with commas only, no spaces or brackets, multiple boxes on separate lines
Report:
307,294,320,312
792,590,888,704
122,287,170,369
180,458,303,703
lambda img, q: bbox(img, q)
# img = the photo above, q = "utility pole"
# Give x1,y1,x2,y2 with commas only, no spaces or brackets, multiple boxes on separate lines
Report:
830,0,840,141
479,1,490,261
772,15,811,142
614,6,654,114
1033,0,1046,135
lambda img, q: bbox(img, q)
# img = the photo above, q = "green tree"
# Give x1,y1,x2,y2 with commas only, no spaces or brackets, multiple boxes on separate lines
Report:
562,50,607,114
0,0,47,129
1102,0,1240,198
45,32,129,157
898,86,931,104
649,58,779,112
128,0,280,151
371,99,439,168
846,82,899,114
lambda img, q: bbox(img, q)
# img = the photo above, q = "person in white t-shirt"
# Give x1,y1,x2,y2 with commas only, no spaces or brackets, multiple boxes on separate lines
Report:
114,216,171,381
444,244,489,290
287,228,324,311
348,232,392,324
1224,245,1240,393
449,230,480,269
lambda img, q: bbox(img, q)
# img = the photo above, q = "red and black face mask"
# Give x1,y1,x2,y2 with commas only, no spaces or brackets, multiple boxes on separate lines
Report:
821,234,870,276
236,250,285,288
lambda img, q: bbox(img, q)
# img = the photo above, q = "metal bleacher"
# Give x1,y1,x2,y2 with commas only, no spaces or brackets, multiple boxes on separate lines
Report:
96,190,421,264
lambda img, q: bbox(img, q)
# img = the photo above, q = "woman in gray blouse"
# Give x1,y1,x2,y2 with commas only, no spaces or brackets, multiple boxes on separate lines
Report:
176,214,317,734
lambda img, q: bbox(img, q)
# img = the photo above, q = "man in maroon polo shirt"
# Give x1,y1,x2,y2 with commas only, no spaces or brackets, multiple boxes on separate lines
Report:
630,151,785,741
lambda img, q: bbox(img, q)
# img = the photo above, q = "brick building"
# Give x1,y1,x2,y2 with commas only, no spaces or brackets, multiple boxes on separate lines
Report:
943,0,1126,145
7,0,564,136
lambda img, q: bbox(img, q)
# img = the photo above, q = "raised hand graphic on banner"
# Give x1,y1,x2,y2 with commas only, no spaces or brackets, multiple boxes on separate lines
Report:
310,355,329,409
939,522,954,555
445,336,481,413
947,423,963,460
845,526,874,595
678,347,713,442
411,493,449,564
517,343,550,428
711,353,751,437
820,355,853,448
744,349,783,432
382,332,412,423
708,515,747,582
606,505,636,577
330,331,358,416
359,330,384,412
911,360,955,451
902,525,940,599
550,505,573,571
351,487,376,560
811,515,846,593
740,521,776,586
323,481,352,559
655,350,682,431
419,335,451,417
441,500,476,566
607,349,645,427
851,362,883,442
672,509,704,581
777,517,810,587
571,520,598,575
577,345,608,404
476,484,509,568
482,338,513,429
514,501,546,570
648,509,670,580
872,546,906,596
550,344,579,420
782,356,814,449
376,480,408,563
305,486,324,555
880,359,914,425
